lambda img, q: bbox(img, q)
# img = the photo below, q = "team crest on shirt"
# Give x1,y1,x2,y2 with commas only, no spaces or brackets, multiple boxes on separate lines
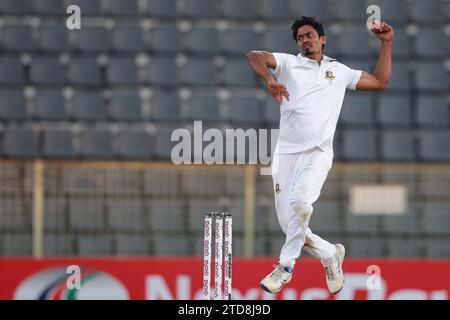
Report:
325,70,335,81
275,183,281,194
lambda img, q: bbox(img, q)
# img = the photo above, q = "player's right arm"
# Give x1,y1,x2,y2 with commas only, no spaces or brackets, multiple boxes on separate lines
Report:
247,51,289,104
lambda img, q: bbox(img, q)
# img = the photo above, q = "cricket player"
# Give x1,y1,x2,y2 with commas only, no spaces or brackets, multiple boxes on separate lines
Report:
247,16,393,294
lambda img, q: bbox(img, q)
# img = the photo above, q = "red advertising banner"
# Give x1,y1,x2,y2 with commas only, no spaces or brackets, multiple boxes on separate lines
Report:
0,258,448,300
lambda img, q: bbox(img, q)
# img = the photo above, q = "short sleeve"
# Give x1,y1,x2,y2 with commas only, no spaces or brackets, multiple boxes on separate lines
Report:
270,52,290,79
346,68,362,90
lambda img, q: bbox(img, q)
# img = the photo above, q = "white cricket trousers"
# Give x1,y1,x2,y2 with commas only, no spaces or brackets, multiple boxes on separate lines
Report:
272,147,337,269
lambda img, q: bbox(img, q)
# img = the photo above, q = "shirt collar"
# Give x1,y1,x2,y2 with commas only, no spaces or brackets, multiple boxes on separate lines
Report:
296,53,336,66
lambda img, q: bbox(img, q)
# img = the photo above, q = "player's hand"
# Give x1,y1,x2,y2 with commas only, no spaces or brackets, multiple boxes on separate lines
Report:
267,79,289,105
371,20,394,42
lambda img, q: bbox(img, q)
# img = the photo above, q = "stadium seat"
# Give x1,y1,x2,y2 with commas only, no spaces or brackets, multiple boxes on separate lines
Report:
147,0,177,18
115,235,150,256
189,92,221,122
149,199,184,232
262,27,298,54
338,27,374,57
187,199,221,232
79,130,114,159
332,0,367,21
425,239,450,258
108,0,139,16
103,169,142,195
415,95,449,127
68,0,101,16
0,197,29,229
73,26,109,52
445,1,450,20
71,91,107,121
294,0,331,22
224,167,246,196
154,126,185,160
389,62,411,91
344,213,380,234
181,169,224,196
380,209,419,235
78,236,113,255
34,90,67,121
410,0,446,23
348,236,386,257
67,57,101,87
109,92,143,121
222,27,260,55
224,202,245,234
107,199,145,231
378,95,412,127
186,27,220,55
151,91,181,121
153,235,190,256
147,57,179,87
415,62,449,91
0,0,28,15
390,28,410,57
260,0,294,20
0,57,24,85
30,57,64,85
0,90,27,120
267,235,286,256
150,26,181,53
143,168,179,195
184,0,218,18
43,197,67,231
387,239,423,257
38,22,69,51
114,130,153,160
2,127,38,158
42,129,76,159
340,93,374,127
80,130,114,159
308,200,342,233
30,0,64,15
366,0,408,23
380,130,416,162
228,95,261,125
44,235,74,256
1,234,32,256
106,57,139,85
1,23,33,51
223,58,258,87
417,168,450,199
422,202,450,235
380,167,417,199
184,58,219,86
418,130,450,162
415,28,450,58
253,203,272,233
342,129,377,161
112,24,145,52
222,0,255,19
263,97,280,126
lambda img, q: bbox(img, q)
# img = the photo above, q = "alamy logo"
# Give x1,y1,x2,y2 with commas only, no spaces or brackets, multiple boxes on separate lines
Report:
171,121,279,175
66,265,81,290
14,267,129,300
66,5,81,30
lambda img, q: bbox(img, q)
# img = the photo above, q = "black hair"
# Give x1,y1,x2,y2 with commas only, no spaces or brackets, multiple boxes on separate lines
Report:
291,16,325,49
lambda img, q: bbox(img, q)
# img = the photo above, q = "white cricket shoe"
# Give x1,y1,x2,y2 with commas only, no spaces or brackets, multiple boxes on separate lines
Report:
324,244,346,294
259,264,293,293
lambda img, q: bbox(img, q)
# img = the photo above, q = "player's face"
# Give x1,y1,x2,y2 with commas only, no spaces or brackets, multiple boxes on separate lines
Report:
296,25,325,57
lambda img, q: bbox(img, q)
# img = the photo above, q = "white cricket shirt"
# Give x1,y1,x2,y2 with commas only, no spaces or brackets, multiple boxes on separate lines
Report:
270,53,362,157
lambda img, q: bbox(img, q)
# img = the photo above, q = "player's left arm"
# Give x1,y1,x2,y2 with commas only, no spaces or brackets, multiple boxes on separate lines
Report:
356,21,394,91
